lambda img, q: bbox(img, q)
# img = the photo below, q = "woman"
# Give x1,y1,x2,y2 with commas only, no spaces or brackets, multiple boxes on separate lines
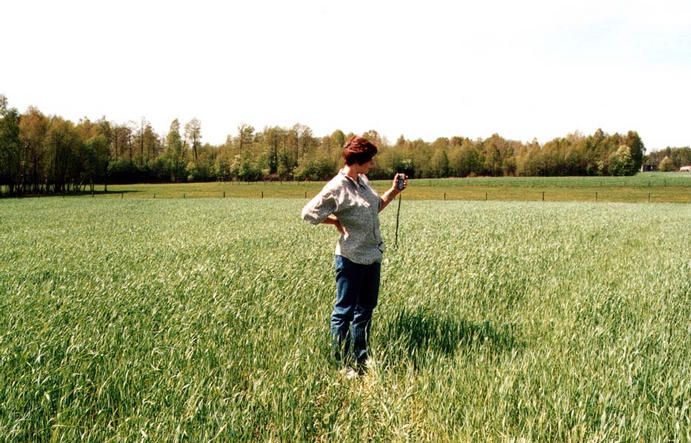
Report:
301,135,407,373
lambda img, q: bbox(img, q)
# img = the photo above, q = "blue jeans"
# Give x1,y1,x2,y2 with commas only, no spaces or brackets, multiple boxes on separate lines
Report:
331,255,381,367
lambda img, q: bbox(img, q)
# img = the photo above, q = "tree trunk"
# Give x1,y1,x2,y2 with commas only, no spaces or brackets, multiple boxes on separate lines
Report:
140,122,144,166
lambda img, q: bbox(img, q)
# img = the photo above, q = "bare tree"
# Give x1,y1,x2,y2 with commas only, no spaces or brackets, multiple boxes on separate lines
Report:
185,118,202,165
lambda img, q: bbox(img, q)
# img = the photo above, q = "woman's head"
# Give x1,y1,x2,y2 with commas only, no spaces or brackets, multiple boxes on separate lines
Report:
342,135,378,166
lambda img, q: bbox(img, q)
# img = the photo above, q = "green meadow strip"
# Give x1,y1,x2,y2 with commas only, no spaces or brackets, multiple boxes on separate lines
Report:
30,172,691,203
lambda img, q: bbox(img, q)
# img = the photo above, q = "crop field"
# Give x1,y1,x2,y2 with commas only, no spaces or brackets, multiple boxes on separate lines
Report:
1,196,689,440
36,172,691,203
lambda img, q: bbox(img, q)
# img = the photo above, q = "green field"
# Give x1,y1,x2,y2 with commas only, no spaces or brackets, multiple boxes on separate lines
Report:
1,198,689,440
29,172,691,203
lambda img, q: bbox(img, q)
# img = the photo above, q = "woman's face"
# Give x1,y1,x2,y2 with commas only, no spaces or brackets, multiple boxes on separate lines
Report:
359,157,375,174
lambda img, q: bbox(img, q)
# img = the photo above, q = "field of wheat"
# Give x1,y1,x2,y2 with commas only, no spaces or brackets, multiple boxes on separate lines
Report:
1,197,689,440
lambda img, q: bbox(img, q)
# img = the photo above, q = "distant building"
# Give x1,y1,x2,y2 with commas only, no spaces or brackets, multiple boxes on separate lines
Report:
641,164,657,172
680,165,691,172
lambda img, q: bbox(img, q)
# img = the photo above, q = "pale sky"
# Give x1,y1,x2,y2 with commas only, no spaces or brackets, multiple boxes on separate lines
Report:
2,0,690,151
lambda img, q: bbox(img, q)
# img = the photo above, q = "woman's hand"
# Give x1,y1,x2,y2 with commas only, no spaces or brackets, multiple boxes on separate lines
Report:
379,174,408,211
324,215,348,236
391,173,408,193
333,219,347,236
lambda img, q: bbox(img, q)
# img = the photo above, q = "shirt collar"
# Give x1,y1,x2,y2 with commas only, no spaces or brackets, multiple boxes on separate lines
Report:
339,168,365,188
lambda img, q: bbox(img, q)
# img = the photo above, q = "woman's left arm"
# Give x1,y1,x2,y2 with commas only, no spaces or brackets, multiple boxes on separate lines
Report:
379,174,407,212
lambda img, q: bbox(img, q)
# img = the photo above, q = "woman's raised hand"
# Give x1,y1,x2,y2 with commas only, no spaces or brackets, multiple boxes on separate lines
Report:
391,173,408,192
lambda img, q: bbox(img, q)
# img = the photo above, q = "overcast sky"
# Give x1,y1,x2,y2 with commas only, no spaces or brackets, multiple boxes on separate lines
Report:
2,0,690,150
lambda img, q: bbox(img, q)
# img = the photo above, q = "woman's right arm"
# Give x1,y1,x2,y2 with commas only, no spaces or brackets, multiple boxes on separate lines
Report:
322,215,347,235
301,188,344,229
302,192,346,235
301,189,335,223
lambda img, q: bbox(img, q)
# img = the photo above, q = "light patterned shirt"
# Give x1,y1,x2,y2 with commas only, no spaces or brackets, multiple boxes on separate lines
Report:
301,169,385,265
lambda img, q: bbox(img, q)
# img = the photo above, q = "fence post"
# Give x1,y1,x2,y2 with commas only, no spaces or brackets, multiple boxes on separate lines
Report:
261,191,264,199
542,191,545,201
648,192,650,203
304,192,307,198
485,192,488,201
223,191,225,198
183,193,185,199
595,192,598,202
443,192,446,201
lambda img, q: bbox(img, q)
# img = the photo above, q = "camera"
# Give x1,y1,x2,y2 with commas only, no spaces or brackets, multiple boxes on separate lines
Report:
396,174,406,190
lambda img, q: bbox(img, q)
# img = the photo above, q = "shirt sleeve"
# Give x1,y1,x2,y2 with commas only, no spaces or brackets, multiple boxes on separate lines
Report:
301,188,337,224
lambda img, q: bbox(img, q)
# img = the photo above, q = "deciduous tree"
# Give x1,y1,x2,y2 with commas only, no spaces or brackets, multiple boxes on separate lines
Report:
0,99,21,195
19,107,49,193
185,118,202,166
658,156,675,172
166,119,185,182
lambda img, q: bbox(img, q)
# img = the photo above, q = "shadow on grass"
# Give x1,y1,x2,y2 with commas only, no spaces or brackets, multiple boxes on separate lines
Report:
377,306,520,369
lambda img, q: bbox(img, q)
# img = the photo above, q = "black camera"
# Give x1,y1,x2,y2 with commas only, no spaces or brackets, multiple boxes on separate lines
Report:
396,174,406,190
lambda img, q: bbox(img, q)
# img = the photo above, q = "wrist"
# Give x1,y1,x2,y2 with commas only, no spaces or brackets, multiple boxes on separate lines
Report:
385,188,398,202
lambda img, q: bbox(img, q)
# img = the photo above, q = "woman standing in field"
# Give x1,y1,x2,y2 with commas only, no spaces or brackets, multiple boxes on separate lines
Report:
301,135,407,375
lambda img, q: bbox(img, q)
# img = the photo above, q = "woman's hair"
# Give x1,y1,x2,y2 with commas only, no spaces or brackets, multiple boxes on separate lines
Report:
342,135,378,165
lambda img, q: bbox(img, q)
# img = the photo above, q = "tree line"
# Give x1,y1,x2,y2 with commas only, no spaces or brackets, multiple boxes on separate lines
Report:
645,147,691,172
1,94,680,196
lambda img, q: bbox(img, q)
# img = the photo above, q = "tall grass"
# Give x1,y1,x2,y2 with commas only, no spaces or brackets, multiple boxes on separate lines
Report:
0,198,689,440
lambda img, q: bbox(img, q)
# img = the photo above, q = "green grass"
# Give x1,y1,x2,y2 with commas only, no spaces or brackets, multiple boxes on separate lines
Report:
398,171,691,187
1,198,689,440
42,172,691,203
